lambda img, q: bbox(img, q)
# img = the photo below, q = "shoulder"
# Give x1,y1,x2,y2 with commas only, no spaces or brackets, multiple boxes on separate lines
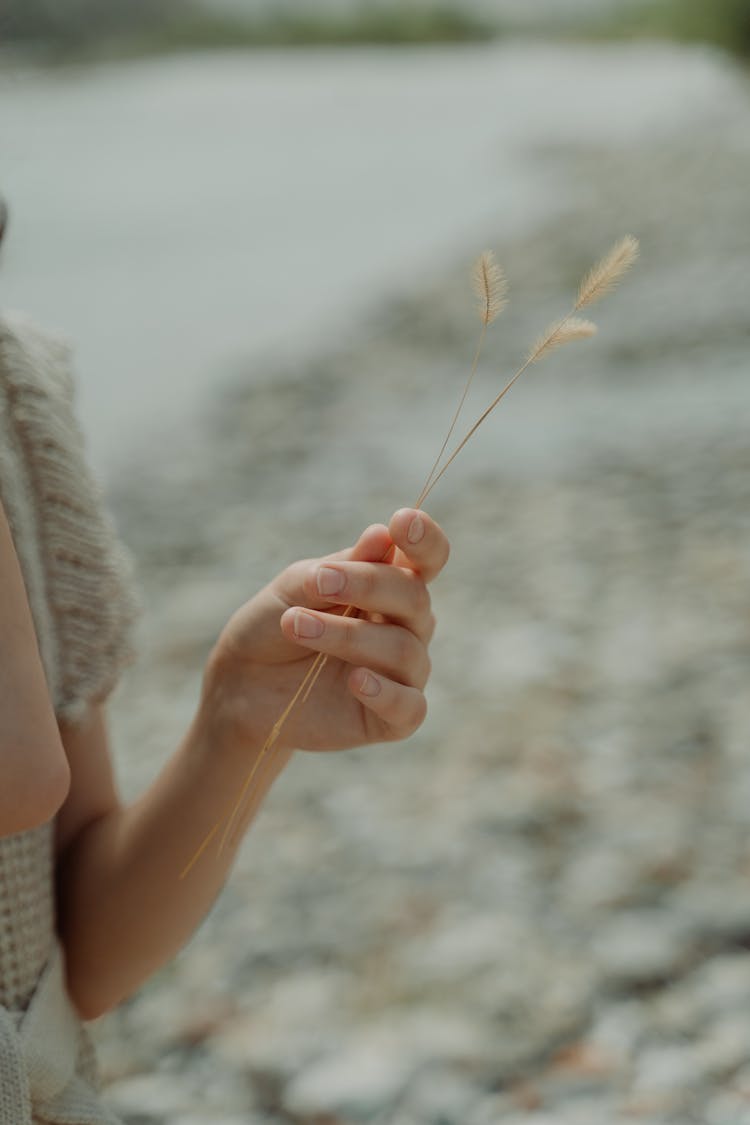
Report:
0,309,76,405
0,310,141,725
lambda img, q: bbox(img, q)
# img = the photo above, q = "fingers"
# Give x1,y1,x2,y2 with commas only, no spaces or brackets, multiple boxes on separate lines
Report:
348,667,427,740
274,524,390,614
274,513,447,733
279,606,431,690
388,509,450,583
300,560,434,642
277,511,447,616
347,523,394,564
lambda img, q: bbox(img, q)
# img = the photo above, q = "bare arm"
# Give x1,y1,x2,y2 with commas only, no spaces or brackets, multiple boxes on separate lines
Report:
55,509,448,1021
0,498,70,835
55,691,291,1021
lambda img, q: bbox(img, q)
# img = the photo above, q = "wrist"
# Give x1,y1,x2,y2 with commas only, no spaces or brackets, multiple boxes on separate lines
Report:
197,645,294,778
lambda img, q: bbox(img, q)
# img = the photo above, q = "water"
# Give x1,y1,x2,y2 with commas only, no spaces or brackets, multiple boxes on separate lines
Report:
201,0,630,25
0,40,743,480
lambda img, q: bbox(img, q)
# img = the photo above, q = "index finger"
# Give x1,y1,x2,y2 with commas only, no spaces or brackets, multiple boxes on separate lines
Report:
388,509,450,583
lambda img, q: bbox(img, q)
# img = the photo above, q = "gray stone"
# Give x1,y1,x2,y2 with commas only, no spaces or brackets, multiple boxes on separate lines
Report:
695,1012,750,1078
467,1094,517,1125
632,1044,702,1096
80,42,750,1125
592,911,693,986
671,881,750,943
691,954,750,1014
283,1034,415,1119
704,1091,750,1125
399,911,524,984
105,1074,195,1119
588,1000,647,1059
560,848,643,912
170,1118,269,1125
402,1068,482,1123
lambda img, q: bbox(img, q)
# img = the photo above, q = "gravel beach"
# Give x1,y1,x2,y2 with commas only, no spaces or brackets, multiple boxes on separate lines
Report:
61,43,750,1125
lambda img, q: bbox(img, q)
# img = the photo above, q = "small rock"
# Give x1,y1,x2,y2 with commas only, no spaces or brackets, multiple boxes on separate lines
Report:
691,953,750,1014
632,1043,701,1096
399,911,522,984
105,1073,194,1120
592,910,692,987
588,999,647,1059
671,880,750,943
560,848,642,911
283,1035,414,1119
704,1090,750,1125
402,1067,482,1123
696,1012,750,1078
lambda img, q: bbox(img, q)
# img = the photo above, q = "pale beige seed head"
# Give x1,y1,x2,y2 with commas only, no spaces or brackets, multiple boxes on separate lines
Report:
472,250,508,325
528,316,597,364
576,235,639,310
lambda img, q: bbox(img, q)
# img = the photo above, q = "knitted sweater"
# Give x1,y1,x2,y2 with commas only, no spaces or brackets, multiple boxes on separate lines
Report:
0,312,141,1124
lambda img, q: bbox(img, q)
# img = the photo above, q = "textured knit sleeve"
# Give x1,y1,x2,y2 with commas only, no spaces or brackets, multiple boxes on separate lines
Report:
0,312,141,725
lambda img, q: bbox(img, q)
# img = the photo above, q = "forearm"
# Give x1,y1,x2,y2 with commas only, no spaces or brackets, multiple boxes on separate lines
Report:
56,669,293,1021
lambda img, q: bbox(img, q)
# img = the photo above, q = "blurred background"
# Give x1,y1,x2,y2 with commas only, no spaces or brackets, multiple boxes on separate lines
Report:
2,2,750,1123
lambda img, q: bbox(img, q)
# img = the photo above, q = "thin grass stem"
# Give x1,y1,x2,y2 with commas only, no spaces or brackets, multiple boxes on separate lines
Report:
420,306,579,502
179,821,221,880
182,236,636,878
417,321,487,505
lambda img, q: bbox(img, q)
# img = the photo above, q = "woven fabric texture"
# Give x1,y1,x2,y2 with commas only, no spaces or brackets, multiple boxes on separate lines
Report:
0,312,141,1123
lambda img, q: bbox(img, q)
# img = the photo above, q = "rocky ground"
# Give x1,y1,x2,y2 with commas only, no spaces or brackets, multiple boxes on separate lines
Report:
91,64,750,1125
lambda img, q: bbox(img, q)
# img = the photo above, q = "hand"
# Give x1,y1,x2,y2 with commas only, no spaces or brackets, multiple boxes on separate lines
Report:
203,509,450,755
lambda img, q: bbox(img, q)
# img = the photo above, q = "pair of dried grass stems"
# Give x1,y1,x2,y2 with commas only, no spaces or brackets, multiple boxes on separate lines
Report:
181,234,639,879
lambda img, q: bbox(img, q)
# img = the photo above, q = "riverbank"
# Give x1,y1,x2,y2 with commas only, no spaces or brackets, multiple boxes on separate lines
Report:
83,41,750,1123
1,40,742,482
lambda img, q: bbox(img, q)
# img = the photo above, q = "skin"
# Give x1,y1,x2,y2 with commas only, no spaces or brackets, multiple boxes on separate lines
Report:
49,507,449,1019
0,199,449,1016
0,500,70,833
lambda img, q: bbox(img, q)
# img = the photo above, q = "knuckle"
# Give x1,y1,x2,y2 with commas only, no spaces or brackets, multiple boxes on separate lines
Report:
360,565,377,599
412,577,431,618
302,566,321,600
340,616,359,658
393,627,417,669
284,558,312,591
381,688,427,742
402,692,428,737
383,722,404,743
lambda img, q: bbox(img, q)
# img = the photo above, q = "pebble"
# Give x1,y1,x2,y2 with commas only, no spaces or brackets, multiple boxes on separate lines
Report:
283,1035,414,1119
94,73,750,1125
105,1074,196,1120
592,911,693,988
402,1068,483,1123
632,1043,702,1097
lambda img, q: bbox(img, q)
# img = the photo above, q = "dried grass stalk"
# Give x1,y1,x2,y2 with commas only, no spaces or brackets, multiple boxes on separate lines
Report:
417,251,509,506
180,234,639,878
527,316,597,364
576,234,639,310
472,250,508,325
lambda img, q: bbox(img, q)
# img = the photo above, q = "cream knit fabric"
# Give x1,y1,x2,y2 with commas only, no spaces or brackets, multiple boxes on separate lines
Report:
0,312,141,1123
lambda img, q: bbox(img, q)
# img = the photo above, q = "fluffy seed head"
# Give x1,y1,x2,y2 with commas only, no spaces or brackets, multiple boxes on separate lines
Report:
576,235,639,310
472,250,508,325
528,316,597,364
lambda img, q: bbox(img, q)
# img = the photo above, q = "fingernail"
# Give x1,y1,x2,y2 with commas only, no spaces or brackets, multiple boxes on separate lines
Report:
317,566,345,597
407,514,425,544
294,610,324,639
357,670,381,697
